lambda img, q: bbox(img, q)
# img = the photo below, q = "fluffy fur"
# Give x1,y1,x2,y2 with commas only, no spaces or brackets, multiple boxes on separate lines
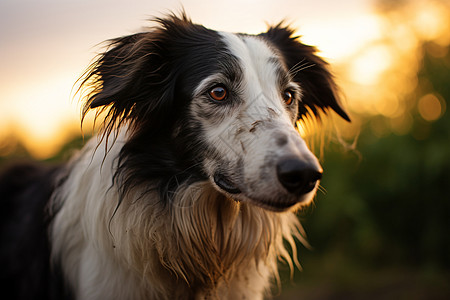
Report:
0,13,349,300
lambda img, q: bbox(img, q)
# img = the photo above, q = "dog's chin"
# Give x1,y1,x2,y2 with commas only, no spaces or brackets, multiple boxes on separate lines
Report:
212,174,314,212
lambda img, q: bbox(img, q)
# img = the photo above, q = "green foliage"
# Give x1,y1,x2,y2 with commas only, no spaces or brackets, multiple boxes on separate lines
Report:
44,135,90,163
298,43,450,280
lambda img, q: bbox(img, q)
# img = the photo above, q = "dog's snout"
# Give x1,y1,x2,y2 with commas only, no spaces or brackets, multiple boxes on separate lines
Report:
276,158,322,195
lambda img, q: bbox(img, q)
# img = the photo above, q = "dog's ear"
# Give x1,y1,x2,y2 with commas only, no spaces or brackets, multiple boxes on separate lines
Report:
261,25,350,122
86,32,152,110
80,14,194,134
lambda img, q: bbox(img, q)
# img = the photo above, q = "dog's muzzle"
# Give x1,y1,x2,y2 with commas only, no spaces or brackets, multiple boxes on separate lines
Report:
211,120,323,210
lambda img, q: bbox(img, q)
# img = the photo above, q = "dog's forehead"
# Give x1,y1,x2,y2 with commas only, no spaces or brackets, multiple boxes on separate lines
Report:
218,32,288,109
219,32,278,62
219,32,284,78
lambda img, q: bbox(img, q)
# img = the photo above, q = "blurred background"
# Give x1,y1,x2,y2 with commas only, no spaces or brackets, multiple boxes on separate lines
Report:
1,0,449,299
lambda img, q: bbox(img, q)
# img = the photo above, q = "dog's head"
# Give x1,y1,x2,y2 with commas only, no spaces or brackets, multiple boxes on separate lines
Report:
81,14,349,211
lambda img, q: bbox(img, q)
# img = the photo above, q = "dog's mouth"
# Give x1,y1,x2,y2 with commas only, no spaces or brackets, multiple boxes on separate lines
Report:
213,173,241,194
212,173,307,211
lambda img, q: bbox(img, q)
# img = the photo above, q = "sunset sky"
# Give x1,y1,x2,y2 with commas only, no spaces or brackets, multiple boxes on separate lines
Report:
1,0,447,158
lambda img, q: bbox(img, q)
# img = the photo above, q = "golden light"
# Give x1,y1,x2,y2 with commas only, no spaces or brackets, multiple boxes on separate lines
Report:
348,45,393,86
338,0,450,141
390,113,414,136
413,1,450,42
296,120,308,138
418,93,446,122
374,93,400,118
0,74,81,159
300,14,382,62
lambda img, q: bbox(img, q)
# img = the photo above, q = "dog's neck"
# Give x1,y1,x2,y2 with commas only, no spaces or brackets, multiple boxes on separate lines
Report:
111,181,302,294
51,134,306,299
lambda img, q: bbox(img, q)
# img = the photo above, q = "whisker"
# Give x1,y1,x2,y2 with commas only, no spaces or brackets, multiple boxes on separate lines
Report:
317,184,327,195
288,59,316,78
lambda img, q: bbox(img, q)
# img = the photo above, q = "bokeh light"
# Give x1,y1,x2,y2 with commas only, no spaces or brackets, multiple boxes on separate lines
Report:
418,93,446,121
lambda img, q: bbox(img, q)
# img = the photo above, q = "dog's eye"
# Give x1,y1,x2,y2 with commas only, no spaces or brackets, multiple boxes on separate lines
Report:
209,85,228,102
283,89,294,105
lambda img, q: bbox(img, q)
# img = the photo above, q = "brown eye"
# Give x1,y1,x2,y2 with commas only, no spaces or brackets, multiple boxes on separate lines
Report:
283,90,294,105
209,85,227,101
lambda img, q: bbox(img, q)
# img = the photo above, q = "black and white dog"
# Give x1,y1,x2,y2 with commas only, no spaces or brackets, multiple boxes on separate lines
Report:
0,13,349,300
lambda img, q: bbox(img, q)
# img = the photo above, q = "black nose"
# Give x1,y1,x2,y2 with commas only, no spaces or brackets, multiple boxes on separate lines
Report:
276,158,322,195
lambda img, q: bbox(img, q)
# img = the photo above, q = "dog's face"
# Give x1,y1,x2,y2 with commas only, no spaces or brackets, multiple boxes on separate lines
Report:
192,33,323,211
82,14,349,212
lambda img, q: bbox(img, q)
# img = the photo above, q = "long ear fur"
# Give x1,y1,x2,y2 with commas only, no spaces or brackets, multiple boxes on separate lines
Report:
261,24,350,122
79,13,196,137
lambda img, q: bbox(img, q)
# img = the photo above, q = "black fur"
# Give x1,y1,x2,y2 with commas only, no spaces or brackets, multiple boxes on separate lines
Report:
0,163,72,299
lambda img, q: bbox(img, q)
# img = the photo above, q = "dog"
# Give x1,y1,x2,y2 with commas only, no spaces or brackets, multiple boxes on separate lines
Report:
0,13,349,300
